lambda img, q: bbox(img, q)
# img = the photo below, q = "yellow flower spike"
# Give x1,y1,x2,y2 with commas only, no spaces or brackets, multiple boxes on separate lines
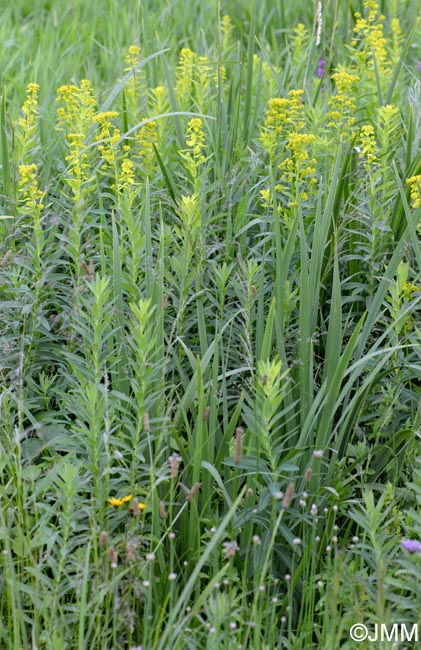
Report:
180,118,207,183
175,48,196,105
406,175,421,209
18,163,44,211
124,44,141,70
352,0,389,76
93,111,120,169
136,120,158,173
260,90,306,156
327,70,360,137
16,82,41,145
358,124,378,166
118,158,135,190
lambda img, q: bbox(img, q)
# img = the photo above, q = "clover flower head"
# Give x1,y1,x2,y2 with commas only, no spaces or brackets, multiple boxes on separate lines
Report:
401,539,421,553
223,540,239,558
317,58,326,78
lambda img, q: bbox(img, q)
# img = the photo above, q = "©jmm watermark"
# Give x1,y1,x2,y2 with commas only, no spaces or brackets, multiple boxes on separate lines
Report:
349,623,418,643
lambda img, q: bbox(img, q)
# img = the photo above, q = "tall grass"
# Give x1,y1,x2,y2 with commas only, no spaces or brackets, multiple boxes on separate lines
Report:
1,0,421,648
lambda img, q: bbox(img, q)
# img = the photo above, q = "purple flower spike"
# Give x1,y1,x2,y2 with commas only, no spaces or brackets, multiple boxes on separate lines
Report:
401,539,421,553
418,60,421,74
317,58,326,79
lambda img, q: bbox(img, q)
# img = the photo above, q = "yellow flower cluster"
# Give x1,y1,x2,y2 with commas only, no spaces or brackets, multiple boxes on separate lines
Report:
261,90,317,208
124,44,141,70
180,117,207,185
123,44,143,106
118,158,135,191
260,188,272,210
175,48,196,103
279,132,317,204
327,70,360,134
93,111,121,169
175,48,217,107
377,103,399,127
406,175,421,209
56,81,97,200
353,0,389,74
402,281,420,299
15,83,41,163
108,494,146,510
56,84,79,129
280,133,316,175
136,119,158,174
18,163,44,211
261,90,305,156
358,124,378,166
63,133,90,199
56,80,96,132
185,117,206,161
17,83,40,132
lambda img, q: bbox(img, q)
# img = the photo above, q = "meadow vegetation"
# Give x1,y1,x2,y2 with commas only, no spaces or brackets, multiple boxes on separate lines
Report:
1,0,421,648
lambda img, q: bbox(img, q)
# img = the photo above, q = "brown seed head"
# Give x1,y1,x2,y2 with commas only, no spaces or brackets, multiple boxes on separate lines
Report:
186,482,201,502
282,482,295,509
304,467,313,482
235,427,243,464
159,500,167,519
0,250,13,267
169,453,181,479
108,546,118,568
128,497,140,517
126,542,136,561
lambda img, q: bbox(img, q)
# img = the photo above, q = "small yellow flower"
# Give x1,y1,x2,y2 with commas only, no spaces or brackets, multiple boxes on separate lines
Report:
108,494,132,507
138,502,146,511
108,497,123,507
402,281,420,299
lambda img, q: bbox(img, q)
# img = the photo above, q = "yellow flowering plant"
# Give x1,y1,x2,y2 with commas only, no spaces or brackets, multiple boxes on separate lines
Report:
14,83,41,166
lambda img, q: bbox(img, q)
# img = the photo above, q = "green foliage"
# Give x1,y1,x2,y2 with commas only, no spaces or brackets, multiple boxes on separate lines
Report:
1,0,421,648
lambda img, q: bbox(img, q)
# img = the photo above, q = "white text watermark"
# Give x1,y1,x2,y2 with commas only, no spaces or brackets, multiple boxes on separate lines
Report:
349,623,418,643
